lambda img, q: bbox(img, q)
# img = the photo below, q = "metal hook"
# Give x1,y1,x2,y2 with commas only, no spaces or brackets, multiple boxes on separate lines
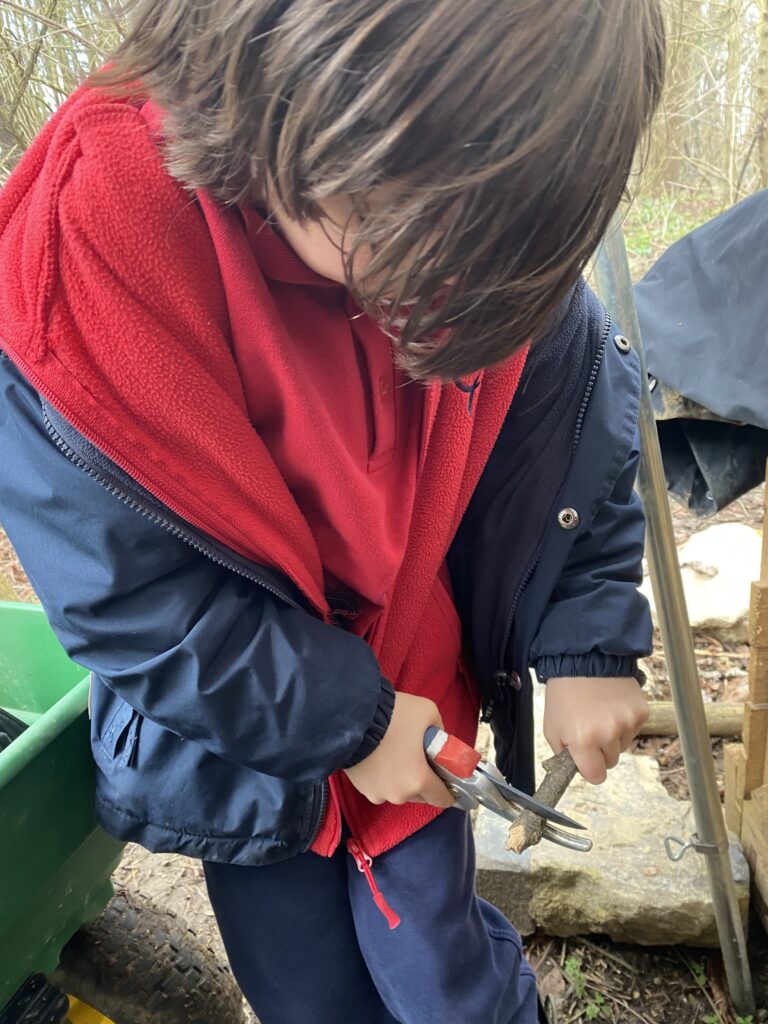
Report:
664,833,717,862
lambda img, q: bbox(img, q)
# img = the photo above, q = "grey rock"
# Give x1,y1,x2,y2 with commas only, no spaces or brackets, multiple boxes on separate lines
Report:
640,523,761,643
475,694,750,946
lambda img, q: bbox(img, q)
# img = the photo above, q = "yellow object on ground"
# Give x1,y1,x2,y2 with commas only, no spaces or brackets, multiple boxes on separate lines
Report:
66,995,118,1024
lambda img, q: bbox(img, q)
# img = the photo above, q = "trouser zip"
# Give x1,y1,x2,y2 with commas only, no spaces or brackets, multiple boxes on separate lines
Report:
347,839,401,930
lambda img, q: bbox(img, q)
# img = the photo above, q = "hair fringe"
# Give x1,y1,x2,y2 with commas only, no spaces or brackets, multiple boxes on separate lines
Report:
97,0,666,379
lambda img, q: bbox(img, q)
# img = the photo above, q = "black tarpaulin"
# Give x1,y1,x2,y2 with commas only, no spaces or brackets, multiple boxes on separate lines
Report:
633,190,768,515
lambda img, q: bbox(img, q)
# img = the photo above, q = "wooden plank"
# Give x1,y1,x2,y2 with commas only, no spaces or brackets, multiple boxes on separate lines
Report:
749,582,768,657
744,645,768,707
744,706,768,794
725,743,747,830
754,886,768,937
741,786,768,934
758,470,768,792
724,742,747,835
742,788,768,876
739,469,768,917
745,579,768,793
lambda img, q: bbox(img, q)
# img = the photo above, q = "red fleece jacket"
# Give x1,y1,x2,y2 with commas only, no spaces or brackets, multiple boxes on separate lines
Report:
0,87,527,857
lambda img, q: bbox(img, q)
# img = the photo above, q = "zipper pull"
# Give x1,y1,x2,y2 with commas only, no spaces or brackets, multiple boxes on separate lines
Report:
347,839,401,930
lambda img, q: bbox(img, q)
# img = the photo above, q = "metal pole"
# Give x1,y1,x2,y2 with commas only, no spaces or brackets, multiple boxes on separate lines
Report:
592,214,755,1016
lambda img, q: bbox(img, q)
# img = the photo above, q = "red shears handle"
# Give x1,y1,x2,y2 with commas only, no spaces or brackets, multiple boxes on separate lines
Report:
423,726,481,780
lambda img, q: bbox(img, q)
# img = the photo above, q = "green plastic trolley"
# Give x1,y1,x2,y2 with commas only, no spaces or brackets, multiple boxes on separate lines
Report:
0,600,245,1024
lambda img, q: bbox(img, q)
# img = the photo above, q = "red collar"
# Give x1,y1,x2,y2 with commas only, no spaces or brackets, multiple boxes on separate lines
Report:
240,205,344,289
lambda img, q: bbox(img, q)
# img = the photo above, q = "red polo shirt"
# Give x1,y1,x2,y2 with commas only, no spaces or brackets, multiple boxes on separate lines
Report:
230,206,425,639
199,202,447,860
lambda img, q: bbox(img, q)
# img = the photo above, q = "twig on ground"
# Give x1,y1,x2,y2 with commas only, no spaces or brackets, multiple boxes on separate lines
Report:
613,997,657,1024
529,938,554,973
578,937,636,972
678,951,721,1018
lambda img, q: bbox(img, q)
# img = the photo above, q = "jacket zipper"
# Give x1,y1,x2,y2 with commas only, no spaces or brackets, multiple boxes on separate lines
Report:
487,308,613,714
41,407,300,608
306,780,330,851
572,306,611,453
40,404,332,847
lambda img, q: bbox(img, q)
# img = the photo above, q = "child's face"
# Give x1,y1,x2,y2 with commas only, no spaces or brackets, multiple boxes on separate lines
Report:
268,186,449,302
268,191,365,285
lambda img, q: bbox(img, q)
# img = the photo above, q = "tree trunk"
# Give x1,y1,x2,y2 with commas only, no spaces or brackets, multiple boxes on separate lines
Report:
755,0,768,188
722,0,744,203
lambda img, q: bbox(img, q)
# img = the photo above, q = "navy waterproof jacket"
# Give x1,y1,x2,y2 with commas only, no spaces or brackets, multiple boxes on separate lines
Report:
0,280,651,865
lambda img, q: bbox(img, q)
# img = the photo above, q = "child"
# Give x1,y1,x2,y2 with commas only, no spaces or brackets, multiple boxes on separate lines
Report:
0,2,664,1021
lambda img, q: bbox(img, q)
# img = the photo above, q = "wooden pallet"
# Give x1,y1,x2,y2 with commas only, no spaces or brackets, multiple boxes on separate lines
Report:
725,463,768,930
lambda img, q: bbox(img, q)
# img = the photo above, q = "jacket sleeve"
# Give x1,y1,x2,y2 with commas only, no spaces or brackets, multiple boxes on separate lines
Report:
528,425,653,682
0,353,393,783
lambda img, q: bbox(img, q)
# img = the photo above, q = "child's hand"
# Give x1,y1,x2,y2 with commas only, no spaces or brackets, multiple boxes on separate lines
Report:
343,693,455,808
543,676,649,785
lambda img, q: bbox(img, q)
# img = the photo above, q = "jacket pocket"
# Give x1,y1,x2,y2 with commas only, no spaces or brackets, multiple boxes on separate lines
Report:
100,698,141,768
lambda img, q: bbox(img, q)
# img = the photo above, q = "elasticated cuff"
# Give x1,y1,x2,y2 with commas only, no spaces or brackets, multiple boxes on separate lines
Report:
534,652,646,686
342,677,396,768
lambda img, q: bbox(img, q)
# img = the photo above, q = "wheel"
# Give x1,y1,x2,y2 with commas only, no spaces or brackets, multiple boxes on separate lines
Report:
51,886,246,1024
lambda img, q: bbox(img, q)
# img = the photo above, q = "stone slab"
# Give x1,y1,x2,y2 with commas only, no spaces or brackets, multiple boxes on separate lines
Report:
640,522,762,644
474,693,750,946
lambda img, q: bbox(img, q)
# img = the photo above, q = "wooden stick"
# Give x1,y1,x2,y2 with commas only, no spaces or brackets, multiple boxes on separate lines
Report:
506,748,578,853
640,701,744,738
650,649,748,662
505,701,745,854
693,649,748,660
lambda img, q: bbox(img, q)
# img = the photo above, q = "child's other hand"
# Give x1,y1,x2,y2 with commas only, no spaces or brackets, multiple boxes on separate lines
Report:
543,676,649,785
343,693,455,808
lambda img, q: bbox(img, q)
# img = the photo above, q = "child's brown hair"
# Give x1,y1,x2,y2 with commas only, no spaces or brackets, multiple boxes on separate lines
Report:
102,0,665,380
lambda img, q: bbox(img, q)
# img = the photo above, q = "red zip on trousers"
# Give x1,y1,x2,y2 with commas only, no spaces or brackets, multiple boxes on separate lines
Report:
347,839,401,930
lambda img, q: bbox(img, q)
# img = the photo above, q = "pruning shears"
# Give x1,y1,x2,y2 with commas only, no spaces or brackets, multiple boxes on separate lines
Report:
423,727,592,852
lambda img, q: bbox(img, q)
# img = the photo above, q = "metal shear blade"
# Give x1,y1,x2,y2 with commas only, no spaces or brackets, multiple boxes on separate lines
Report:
475,762,586,830
471,772,592,852
422,727,592,852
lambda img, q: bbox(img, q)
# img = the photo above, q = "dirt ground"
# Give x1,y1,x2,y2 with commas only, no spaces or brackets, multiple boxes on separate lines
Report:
1,483,766,1023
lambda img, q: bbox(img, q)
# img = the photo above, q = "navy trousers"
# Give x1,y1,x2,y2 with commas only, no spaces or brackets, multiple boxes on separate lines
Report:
203,809,540,1024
